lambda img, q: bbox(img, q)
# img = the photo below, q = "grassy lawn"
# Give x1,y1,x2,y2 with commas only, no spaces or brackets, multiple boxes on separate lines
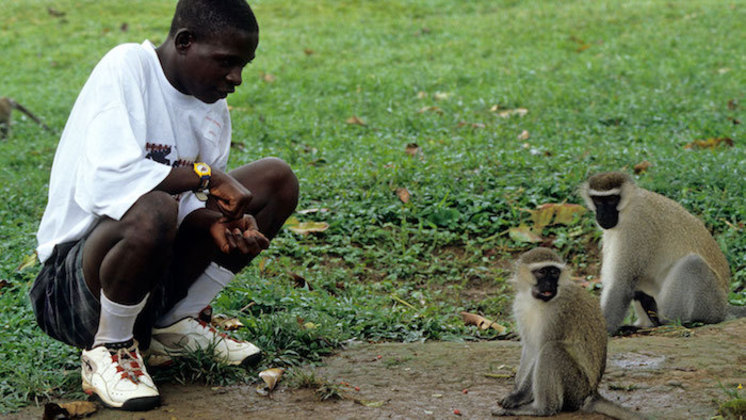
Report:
1,0,745,412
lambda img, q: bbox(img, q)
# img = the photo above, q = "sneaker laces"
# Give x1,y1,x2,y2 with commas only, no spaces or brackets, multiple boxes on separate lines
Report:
106,342,146,384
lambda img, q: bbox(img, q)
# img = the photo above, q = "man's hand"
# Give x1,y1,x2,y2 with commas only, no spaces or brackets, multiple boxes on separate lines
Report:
209,214,270,255
209,171,253,220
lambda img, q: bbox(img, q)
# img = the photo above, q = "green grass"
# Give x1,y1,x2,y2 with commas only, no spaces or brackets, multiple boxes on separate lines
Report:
1,0,745,413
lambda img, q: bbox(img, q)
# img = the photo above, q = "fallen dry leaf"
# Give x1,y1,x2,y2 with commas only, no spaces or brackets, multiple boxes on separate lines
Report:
47,7,66,17
517,130,530,140
17,252,38,272
289,272,313,290
684,137,734,150
296,208,329,215
260,72,276,83
727,99,738,110
433,91,450,101
303,48,315,55
460,311,507,334
259,368,284,391
396,187,411,203
634,160,653,174
508,225,543,243
417,105,443,114
59,401,98,417
416,91,428,99
496,108,528,118
405,143,420,156
525,203,586,231
211,314,244,331
285,216,330,235
354,399,386,408
345,115,366,126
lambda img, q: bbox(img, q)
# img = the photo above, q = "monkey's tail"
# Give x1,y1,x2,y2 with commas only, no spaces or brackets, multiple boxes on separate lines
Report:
726,304,746,319
581,393,648,420
10,99,51,132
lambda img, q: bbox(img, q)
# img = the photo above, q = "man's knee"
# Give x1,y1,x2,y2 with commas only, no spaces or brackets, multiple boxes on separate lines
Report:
262,157,298,192
123,191,179,249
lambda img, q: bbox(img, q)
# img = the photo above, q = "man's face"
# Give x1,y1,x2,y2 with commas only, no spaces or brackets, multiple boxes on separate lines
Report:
178,30,258,104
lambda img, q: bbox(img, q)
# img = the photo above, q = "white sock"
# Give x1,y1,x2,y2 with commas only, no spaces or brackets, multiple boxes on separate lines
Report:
155,262,235,327
93,291,148,348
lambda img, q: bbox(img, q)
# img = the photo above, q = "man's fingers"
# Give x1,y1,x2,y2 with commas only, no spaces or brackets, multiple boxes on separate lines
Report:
244,229,270,250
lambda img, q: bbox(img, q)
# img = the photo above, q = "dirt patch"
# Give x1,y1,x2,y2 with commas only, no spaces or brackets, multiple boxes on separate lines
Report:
8,319,745,420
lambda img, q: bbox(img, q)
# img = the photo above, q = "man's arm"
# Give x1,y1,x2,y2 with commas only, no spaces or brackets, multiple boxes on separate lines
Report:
154,166,252,220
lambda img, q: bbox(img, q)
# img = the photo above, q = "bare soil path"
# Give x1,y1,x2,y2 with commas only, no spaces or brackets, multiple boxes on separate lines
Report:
7,318,745,420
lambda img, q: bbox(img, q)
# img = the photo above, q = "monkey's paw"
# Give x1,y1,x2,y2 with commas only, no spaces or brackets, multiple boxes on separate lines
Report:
491,407,510,416
499,394,523,409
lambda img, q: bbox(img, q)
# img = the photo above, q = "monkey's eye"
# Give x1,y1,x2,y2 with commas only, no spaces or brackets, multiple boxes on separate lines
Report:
593,195,620,207
532,266,560,280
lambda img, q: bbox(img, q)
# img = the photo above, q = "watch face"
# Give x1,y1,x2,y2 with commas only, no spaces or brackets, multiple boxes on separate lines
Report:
196,164,210,175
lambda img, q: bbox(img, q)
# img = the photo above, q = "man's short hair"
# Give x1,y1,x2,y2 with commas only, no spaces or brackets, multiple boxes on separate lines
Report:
169,0,258,41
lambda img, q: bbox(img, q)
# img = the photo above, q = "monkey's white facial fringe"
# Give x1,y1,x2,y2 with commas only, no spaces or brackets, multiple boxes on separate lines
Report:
587,188,621,196
526,262,565,271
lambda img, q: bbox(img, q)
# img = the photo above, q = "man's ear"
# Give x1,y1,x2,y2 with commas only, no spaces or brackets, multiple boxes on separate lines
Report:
174,29,193,53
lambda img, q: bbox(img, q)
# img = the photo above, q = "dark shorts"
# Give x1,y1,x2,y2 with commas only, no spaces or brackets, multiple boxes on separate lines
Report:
29,238,177,350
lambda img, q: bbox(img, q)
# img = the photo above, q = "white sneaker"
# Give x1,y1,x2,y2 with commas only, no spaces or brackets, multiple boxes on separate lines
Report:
149,317,262,366
81,340,160,410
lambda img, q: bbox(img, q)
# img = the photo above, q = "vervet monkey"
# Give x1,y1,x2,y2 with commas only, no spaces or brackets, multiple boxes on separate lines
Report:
581,171,746,334
493,248,643,419
0,97,51,139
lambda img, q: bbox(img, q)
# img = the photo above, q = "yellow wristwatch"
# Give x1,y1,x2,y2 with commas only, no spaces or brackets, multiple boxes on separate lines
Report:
193,162,211,201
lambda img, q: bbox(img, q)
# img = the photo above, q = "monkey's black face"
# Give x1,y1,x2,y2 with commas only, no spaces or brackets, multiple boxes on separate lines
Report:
531,266,560,302
591,195,621,229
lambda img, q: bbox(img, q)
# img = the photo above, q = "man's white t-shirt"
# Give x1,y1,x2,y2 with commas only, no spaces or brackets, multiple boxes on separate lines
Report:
37,40,231,263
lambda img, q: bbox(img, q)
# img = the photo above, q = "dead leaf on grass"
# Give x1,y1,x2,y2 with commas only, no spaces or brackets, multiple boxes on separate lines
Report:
525,203,586,231
459,311,507,334
285,216,329,235
17,252,38,272
456,121,485,129
508,225,543,243
354,399,386,408
684,137,734,150
297,208,329,215
303,48,315,55
433,91,450,101
257,368,285,395
260,72,276,83
416,91,428,99
517,130,530,140
727,99,738,110
47,7,66,17
417,105,443,114
290,272,313,290
345,115,366,126
633,160,653,174
211,314,243,331
495,108,528,118
396,187,411,203
405,143,420,156
44,400,97,419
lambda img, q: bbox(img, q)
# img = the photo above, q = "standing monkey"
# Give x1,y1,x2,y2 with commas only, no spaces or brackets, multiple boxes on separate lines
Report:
0,97,51,139
493,248,644,419
581,171,746,334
